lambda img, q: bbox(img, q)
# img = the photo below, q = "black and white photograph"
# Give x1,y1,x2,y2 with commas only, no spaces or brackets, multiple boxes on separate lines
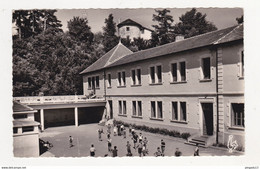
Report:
1,0,260,168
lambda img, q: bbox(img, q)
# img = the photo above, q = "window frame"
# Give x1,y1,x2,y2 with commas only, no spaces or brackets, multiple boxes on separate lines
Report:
200,57,211,81
150,101,163,120
230,103,244,128
171,101,188,123
107,73,112,88
95,76,100,88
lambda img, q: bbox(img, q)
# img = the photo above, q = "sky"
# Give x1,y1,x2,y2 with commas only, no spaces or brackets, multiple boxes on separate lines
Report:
55,8,243,33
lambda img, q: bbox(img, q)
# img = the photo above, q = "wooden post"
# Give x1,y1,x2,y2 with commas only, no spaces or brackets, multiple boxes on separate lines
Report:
75,107,78,127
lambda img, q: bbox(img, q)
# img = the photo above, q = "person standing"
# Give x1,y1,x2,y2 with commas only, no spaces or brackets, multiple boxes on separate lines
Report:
123,128,126,138
113,126,117,136
143,137,148,149
132,132,138,149
126,141,132,156
107,124,111,135
98,129,102,141
107,135,112,152
161,139,166,156
90,144,96,157
129,125,132,136
137,140,143,157
194,145,199,156
69,136,73,148
138,133,143,143
112,146,118,157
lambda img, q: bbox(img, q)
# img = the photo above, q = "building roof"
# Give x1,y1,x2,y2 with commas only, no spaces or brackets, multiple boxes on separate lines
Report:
81,24,243,74
13,101,36,113
107,24,243,68
80,42,133,74
117,19,153,32
13,119,40,127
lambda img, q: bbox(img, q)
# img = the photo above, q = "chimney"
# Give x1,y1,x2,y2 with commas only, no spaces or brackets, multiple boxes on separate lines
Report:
175,35,184,42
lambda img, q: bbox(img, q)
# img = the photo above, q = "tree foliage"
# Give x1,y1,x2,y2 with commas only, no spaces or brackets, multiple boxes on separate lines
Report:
102,14,119,52
174,8,217,38
152,9,175,46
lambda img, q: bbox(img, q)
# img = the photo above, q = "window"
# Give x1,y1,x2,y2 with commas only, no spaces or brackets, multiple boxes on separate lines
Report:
123,101,127,115
126,27,130,31
138,101,142,116
157,101,163,119
171,63,177,82
180,62,186,81
172,102,178,120
96,76,99,88
231,103,244,127
157,65,162,83
88,77,92,89
22,126,34,133
137,69,141,85
202,57,211,79
122,72,126,86
132,101,137,116
13,114,27,119
118,101,122,114
241,51,244,77
180,102,187,121
132,70,136,85
151,101,156,118
151,101,163,119
91,77,95,89
118,72,121,86
13,127,18,134
150,67,155,84
107,74,111,87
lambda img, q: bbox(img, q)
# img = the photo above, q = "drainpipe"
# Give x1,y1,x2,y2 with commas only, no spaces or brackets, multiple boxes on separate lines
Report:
215,47,219,145
103,69,107,101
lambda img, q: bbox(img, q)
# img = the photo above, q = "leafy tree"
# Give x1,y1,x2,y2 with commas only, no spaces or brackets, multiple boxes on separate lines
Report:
152,9,175,46
132,37,150,51
12,10,62,39
67,16,94,46
102,14,119,52
174,8,217,38
236,15,243,24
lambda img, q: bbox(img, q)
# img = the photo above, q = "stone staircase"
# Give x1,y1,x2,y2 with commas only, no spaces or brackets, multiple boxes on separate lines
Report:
185,135,215,147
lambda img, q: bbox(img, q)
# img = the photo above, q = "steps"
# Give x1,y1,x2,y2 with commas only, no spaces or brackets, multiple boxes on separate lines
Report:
185,135,214,147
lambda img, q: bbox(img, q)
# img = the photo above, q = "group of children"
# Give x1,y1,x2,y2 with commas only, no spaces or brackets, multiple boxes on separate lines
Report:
68,123,200,157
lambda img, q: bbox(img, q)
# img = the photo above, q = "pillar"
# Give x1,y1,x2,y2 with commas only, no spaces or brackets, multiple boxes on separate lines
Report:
40,109,44,131
74,107,78,127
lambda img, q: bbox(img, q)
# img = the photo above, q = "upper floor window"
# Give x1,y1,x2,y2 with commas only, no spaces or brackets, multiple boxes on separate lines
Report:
231,103,244,127
88,76,100,90
126,27,130,31
131,68,142,86
239,50,244,78
117,71,126,87
171,61,186,83
96,76,100,88
202,57,211,80
88,77,91,89
150,65,162,84
107,73,111,88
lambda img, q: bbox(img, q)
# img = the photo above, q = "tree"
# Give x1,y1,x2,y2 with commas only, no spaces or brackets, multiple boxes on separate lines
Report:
175,8,217,38
236,15,243,24
102,14,119,52
152,9,175,46
67,16,94,46
132,37,150,51
12,10,62,39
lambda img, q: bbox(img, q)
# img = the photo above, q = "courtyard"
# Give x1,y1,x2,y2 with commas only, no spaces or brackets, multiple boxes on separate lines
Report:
39,123,244,157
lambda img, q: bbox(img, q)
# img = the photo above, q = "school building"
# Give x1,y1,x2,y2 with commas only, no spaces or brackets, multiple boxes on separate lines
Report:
80,24,244,147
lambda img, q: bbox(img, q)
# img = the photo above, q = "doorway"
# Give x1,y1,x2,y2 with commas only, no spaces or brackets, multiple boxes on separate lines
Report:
201,103,214,136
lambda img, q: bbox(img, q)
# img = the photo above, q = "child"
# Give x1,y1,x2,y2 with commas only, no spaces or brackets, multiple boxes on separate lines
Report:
69,136,73,148
123,128,126,138
107,136,112,152
98,129,102,141
112,146,118,157
113,126,117,136
137,140,143,157
129,125,132,136
161,139,166,156
194,145,199,156
175,148,182,157
126,141,132,156
142,143,148,156
138,133,143,143
90,144,96,157
143,137,148,149
132,133,138,149
154,147,162,157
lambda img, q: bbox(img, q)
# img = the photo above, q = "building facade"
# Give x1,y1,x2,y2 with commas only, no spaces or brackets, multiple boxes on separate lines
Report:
80,24,244,148
117,19,152,41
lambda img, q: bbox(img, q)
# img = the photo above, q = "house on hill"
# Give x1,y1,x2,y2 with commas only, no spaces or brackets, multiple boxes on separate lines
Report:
117,19,152,41
80,24,244,148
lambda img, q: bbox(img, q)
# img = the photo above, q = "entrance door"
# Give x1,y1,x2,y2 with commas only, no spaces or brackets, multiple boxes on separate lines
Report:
201,103,213,136
108,100,113,119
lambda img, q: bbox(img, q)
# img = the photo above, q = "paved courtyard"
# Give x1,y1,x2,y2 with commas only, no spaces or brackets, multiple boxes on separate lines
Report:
39,123,244,157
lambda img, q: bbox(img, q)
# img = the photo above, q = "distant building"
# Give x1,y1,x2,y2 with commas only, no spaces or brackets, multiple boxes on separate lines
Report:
117,19,152,41
13,101,40,157
81,24,244,148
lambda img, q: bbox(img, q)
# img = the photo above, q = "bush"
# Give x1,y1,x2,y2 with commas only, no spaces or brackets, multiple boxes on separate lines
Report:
181,133,191,140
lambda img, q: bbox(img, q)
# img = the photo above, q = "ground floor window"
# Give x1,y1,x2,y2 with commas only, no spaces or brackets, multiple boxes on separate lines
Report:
151,101,163,119
132,101,142,117
231,103,244,127
171,101,187,122
22,126,34,133
119,100,127,115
